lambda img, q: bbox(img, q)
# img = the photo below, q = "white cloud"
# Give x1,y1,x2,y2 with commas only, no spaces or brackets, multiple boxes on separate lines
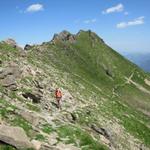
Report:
117,16,145,29
124,11,129,15
102,3,124,14
26,3,44,12
83,19,97,24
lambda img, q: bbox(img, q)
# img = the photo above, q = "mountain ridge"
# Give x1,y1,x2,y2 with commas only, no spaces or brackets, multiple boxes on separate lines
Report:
0,30,150,150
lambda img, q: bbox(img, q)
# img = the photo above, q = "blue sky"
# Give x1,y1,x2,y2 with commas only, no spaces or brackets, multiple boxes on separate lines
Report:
0,0,150,53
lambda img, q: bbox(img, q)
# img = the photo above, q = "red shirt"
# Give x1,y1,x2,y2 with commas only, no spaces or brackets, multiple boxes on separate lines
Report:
55,90,62,98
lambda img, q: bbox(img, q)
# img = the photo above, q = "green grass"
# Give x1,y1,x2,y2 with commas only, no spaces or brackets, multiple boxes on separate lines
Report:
35,134,45,141
102,97,150,147
42,124,54,134
10,115,33,137
0,144,16,150
57,124,108,150
73,108,98,126
0,85,5,93
26,103,41,112
20,77,33,85
115,83,150,115
9,91,25,102
0,98,17,119
0,99,33,137
0,42,18,61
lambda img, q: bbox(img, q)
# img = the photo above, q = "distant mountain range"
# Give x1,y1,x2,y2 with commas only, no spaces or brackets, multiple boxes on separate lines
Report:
122,52,150,72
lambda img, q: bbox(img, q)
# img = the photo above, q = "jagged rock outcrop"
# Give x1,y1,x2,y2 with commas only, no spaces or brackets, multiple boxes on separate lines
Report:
51,30,76,44
0,63,22,90
2,38,23,50
2,39,17,48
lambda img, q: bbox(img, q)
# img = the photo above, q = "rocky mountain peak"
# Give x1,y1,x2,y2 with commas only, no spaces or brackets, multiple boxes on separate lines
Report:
51,30,76,44
51,30,105,45
3,38,17,48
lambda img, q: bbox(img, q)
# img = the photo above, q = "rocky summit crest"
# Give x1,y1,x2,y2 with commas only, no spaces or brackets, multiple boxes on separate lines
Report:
51,30,76,44
2,38,17,48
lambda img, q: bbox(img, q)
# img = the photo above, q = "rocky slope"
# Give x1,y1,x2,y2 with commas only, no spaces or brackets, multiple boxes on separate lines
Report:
0,30,150,150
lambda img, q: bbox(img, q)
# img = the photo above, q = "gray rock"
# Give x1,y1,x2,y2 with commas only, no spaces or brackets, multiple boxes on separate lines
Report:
1,75,16,87
3,39,17,48
24,44,32,51
9,65,22,78
40,144,59,150
22,91,42,103
0,64,21,90
33,80,45,89
56,142,80,150
52,30,76,44
91,124,112,141
0,125,33,149
19,110,42,126
48,132,58,145
31,139,42,150
19,50,27,57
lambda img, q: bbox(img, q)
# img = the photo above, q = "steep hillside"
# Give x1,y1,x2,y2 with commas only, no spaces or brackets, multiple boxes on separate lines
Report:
0,31,150,150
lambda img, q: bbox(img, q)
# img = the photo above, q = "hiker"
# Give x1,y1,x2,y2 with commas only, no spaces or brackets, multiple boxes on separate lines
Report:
55,88,62,109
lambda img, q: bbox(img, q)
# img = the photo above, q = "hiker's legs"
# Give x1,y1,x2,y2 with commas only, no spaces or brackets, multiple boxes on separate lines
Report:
56,97,61,109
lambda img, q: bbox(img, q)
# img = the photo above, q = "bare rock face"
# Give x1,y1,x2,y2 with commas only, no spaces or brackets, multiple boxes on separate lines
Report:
19,110,42,126
0,63,22,90
51,30,76,44
22,91,43,103
0,125,33,149
31,140,42,150
3,39,17,48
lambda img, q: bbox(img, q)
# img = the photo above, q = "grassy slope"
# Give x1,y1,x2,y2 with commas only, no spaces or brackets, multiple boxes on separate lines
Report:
27,31,150,148
29,31,150,110
0,30,150,149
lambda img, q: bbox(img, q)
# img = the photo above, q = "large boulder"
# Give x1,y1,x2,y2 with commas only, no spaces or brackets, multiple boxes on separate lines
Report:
0,63,22,90
1,75,16,88
0,125,33,149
